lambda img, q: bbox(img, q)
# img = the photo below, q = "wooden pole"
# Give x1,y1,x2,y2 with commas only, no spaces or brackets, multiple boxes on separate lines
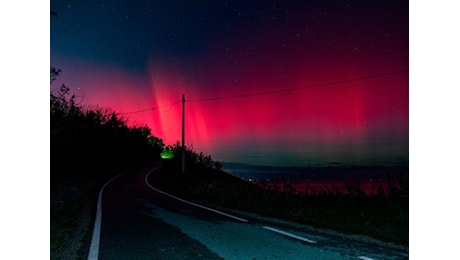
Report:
181,94,185,174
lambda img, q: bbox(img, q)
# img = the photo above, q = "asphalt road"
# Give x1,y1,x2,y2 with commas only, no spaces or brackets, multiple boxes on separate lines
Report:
91,163,408,260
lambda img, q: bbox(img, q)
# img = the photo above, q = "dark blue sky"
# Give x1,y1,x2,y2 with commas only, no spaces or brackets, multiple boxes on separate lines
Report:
51,0,407,71
51,0,286,69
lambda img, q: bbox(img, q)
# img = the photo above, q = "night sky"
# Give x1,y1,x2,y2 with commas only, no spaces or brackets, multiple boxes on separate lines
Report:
50,0,408,167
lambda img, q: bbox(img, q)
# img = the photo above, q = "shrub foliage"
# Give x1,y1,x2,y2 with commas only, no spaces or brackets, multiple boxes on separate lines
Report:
51,85,162,182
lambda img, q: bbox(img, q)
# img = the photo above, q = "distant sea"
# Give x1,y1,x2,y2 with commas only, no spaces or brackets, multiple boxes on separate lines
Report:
222,162,409,195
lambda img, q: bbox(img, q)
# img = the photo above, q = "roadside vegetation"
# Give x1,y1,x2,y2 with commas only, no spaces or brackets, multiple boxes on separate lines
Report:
50,83,162,259
148,145,409,245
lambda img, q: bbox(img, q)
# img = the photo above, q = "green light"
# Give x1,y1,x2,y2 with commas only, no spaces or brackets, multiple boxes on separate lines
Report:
160,147,175,159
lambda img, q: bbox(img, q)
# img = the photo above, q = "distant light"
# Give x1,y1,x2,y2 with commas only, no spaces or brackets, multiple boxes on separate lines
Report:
160,147,174,159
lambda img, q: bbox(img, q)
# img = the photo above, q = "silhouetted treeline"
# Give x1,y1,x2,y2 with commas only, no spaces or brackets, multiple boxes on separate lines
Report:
51,85,162,182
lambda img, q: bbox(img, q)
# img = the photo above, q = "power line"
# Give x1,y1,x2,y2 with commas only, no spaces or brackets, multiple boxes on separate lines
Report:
116,69,407,115
116,100,181,115
188,69,408,103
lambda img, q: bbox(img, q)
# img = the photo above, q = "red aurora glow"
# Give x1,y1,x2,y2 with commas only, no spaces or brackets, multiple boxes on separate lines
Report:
53,50,407,166
51,1,408,166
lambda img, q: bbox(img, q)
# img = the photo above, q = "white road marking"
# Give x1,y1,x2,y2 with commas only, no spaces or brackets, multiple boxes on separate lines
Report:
145,168,249,222
87,172,125,260
262,226,317,244
358,257,376,260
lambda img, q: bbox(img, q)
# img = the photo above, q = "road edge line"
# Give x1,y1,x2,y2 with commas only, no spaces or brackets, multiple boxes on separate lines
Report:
87,172,124,260
262,225,317,244
145,167,248,223
358,256,376,260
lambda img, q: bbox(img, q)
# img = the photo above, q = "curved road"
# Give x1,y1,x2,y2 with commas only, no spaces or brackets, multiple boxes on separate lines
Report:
90,163,408,259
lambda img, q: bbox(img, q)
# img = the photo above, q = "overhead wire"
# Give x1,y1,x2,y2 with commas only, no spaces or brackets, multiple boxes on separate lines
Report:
116,100,181,115
187,69,407,103
116,69,407,114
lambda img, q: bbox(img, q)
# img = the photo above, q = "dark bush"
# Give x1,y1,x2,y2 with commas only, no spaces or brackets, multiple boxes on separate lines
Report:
50,85,163,182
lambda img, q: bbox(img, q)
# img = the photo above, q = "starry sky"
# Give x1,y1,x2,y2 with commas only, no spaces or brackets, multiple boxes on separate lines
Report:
50,0,408,167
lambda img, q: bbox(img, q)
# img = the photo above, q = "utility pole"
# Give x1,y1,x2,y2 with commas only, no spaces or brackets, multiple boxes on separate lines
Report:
181,94,185,174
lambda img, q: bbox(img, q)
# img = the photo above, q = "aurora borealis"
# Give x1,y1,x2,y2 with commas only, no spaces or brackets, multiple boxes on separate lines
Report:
51,0,408,166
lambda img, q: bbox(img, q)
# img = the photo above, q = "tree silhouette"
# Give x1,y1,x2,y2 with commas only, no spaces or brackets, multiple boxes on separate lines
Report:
51,84,163,181
50,67,61,84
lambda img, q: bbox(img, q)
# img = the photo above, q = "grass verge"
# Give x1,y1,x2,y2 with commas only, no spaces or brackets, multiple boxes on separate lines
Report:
50,180,98,260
